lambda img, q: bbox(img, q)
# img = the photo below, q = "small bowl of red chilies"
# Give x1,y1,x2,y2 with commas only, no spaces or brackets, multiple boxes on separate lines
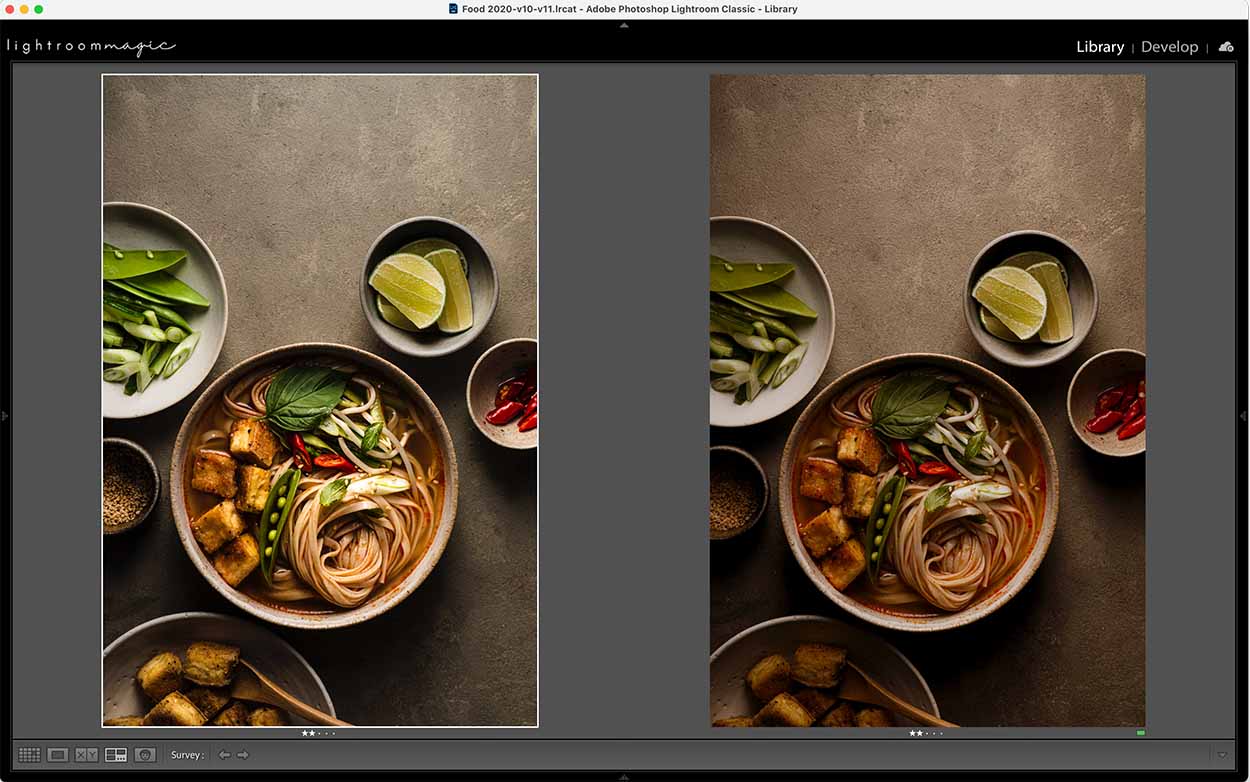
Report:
467,338,538,450
1066,348,1146,457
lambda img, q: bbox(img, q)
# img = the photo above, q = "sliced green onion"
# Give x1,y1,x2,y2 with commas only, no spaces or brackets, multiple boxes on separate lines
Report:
121,321,166,342
164,326,188,343
711,371,751,392
730,332,775,353
162,330,200,378
149,341,178,375
773,337,796,354
710,359,751,375
102,348,141,365
770,341,808,388
103,362,142,382
143,310,160,328
103,323,125,348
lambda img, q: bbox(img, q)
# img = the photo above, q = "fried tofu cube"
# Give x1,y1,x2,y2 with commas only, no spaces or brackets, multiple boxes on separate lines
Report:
212,533,260,588
211,701,251,726
235,466,271,514
792,643,847,688
103,715,145,726
799,457,844,504
191,500,247,554
836,427,886,474
136,651,182,701
792,688,838,721
712,716,754,728
842,473,879,519
191,449,238,498
183,641,241,687
746,654,791,702
143,692,206,726
818,701,856,727
799,506,854,559
820,538,867,591
752,693,814,727
248,706,287,726
229,418,283,468
855,707,895,728
183,687,232,720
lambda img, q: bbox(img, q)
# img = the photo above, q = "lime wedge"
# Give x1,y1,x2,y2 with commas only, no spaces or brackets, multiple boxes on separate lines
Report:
368,253,446,329
424,248,474,334
1026,261,1074,344
979,307,1024,342
398,239,468,275
972,266,1048,340
376,293,422,332
1001,251,1067,286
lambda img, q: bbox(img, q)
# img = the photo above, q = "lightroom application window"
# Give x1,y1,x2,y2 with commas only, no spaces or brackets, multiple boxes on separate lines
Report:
3,2,1247,778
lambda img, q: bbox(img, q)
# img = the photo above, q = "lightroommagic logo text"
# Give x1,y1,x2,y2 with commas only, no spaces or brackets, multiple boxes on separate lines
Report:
3,36,175,58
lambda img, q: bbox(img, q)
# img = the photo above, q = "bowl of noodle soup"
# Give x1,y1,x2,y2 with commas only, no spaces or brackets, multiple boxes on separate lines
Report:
779,353,1058,632
170,343,457,629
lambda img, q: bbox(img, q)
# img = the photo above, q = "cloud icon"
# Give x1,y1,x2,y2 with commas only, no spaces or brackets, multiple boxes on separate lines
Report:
1219,41,1234,52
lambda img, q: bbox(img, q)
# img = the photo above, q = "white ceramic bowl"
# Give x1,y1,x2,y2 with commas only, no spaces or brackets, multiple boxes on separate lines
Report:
710,615,939,728
779,353,1059,632
710,216,835,428
103,611,335,726
169,343,458,630
103,202,228,419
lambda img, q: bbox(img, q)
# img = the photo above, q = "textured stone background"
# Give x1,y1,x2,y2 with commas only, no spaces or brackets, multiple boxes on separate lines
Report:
103,75,537,726
710,75,1145,727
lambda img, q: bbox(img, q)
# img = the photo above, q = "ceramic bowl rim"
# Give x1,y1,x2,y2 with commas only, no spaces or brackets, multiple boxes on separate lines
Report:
465,337,538,450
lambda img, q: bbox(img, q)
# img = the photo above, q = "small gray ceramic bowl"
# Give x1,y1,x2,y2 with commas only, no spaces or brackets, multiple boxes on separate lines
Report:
964,230,1098,368
1067,348,1146,457
360,216,499,358
467,338,537,450
709,445,769,540
102,438,161,535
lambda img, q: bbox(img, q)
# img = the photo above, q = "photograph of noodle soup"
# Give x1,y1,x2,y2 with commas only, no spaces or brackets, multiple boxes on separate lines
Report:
172,345,456,625
790,365,1048,617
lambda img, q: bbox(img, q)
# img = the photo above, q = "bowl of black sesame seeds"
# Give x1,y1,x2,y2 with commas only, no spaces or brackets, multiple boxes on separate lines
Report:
709,445,768,540
103,438,160,535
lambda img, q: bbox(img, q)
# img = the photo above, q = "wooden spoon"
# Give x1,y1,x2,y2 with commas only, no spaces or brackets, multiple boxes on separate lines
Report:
838,661,957,728
230,659,351,727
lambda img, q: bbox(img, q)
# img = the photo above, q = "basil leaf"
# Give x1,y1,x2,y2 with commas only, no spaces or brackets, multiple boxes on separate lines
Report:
924,485,952,513
871,374,953,440
962,431,987,463
359,422,384,453
319,476,350,507
264,366,350,432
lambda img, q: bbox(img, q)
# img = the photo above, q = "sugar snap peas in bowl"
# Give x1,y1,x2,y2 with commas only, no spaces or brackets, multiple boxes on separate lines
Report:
710,216,835,428
103,202,227,419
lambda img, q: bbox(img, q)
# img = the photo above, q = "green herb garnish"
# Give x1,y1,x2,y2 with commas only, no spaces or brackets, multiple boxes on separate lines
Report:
871,373,952,440
924,485,952,513
359,422,384,453
319,476,351,507
263,366,351,432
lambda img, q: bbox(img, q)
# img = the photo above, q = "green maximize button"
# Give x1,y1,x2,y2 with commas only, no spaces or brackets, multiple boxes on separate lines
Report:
1136,729,1146,736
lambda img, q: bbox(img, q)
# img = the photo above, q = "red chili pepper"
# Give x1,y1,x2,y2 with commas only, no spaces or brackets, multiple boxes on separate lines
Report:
522,392,538,419
485,400,524,426
1085,409,1124,434
1095,387,1125,414
495,378,528,407
313,453,355,472
1122,397,1144,422
1117,413,1145,440
891,439,916,478
290,433,313,470
517,412,538,432
918,461,960,479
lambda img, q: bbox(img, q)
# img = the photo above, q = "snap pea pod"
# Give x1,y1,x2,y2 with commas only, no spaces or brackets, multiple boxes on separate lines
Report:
866,475,908,584
102,247,186,280
103,289,191,331
258,468,302,584
106,278,180,307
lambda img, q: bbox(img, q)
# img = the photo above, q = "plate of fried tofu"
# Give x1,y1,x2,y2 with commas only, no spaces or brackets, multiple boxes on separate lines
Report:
103,612,335,726
710,615,938,729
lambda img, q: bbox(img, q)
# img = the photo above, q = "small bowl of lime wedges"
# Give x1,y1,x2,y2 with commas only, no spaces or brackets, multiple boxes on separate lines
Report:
361,216,499,358
964,230,1098,369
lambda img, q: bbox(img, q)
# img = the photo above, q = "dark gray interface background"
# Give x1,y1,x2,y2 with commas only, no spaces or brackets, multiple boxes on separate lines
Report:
9,61,1238,770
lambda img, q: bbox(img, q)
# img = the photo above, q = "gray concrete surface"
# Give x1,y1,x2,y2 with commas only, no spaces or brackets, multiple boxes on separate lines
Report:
103,75,537,726
710,75,1146,727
